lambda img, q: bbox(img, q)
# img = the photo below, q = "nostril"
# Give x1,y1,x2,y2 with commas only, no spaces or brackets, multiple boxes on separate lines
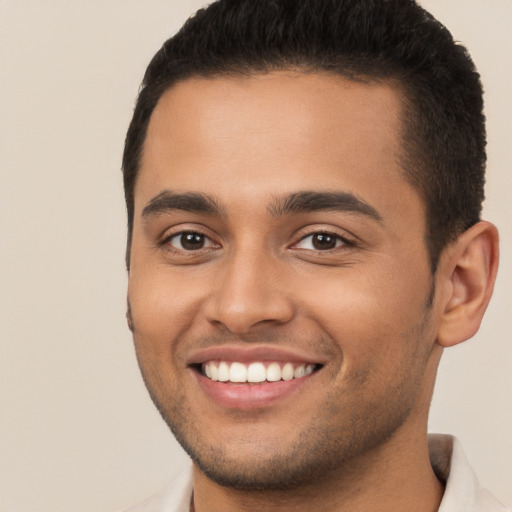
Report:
203,268,295,334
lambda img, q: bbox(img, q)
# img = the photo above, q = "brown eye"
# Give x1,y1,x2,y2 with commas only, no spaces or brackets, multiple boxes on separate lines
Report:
168,232,214,251
311,233,337,250
294,232,346,251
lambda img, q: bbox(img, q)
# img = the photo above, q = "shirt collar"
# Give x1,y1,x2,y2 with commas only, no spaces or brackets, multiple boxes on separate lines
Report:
430,434,508,512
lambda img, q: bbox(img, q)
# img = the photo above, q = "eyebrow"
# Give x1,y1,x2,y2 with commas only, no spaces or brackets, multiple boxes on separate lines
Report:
141,189,382,223
141,190,223,218
269,191,382,221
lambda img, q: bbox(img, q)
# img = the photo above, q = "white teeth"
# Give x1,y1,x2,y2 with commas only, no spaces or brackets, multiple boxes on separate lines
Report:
247,362,266,383
294,365,306,378
218,361,230,382
229,362,247,383
282,362,294,381
202,361,317,383
266,362,282,382
210,363,219,381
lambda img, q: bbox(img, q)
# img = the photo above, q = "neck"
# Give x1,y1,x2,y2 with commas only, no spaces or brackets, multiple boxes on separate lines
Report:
191,426,444,512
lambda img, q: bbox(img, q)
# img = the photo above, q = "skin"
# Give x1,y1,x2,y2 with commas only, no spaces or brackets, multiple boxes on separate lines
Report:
127,72,498,511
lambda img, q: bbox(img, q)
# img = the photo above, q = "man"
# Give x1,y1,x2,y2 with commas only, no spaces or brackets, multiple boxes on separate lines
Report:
122,0,507,510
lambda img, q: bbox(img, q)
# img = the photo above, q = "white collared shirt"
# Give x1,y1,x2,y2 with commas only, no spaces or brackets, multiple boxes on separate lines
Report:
124,434,510,512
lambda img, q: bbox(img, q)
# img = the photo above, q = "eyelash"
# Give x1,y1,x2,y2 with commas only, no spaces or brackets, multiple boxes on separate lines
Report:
161,231,218,252
161,229,354,254
292,230,354,252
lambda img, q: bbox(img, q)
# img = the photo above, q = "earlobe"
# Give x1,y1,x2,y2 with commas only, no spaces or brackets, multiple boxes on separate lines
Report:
436,221,499,348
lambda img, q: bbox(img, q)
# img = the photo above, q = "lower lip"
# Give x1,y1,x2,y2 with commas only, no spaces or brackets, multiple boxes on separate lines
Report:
192,370,315,410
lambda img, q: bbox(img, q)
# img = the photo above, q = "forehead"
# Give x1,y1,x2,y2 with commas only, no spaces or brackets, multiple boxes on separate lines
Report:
136,71,422,225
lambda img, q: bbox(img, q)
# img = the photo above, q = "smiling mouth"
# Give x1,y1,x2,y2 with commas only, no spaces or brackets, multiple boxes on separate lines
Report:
198,361,322,384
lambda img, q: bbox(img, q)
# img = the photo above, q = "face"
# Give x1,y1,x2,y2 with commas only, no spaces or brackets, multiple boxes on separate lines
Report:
128,72,439,490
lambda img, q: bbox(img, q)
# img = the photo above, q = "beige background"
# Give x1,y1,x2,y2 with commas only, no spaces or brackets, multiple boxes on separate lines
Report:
0,1,510,511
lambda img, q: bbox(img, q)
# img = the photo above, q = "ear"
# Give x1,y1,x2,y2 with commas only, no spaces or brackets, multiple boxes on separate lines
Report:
126,297,135,332
436,221,499,348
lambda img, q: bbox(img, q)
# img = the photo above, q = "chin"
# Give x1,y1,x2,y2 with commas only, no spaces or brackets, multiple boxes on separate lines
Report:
157,398,413,492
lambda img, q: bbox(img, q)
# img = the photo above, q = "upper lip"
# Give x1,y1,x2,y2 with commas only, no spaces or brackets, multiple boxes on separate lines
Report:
187,345,327,366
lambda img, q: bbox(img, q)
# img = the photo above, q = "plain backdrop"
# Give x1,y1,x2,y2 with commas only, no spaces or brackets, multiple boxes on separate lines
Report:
0,1,510,511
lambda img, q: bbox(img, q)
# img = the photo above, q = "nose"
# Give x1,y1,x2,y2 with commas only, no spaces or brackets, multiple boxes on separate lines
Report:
204,248,294,334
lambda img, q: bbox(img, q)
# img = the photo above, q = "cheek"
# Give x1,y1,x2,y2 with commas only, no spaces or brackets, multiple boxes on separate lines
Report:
128,268,203,354
299,263,432,357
